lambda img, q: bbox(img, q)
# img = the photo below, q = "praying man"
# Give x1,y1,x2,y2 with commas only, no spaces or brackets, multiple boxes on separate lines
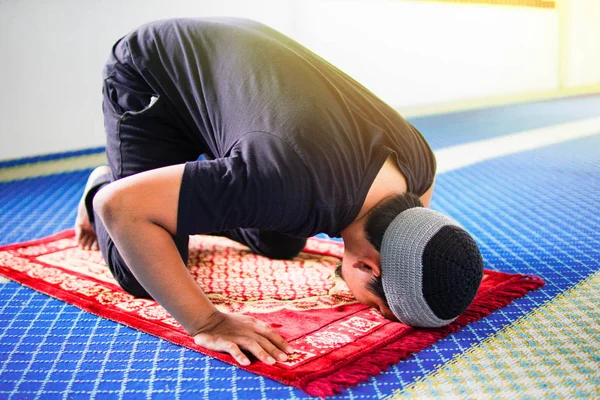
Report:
75,18,484,367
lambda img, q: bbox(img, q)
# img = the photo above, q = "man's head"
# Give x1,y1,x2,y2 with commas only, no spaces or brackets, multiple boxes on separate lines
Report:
338,192,484,328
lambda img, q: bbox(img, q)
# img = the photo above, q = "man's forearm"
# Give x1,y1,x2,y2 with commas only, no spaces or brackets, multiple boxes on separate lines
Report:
104,215,216,335
93,165,215,335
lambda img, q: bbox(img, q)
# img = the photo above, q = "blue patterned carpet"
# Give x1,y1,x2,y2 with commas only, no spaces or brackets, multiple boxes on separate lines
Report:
1,94,599,399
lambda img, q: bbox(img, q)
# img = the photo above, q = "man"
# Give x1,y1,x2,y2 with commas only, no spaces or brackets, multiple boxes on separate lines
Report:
75,18,484,367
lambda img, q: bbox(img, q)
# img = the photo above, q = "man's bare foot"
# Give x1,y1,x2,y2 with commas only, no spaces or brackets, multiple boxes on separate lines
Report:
75,165,111,250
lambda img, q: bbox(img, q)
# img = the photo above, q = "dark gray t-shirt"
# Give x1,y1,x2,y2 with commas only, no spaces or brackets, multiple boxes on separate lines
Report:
119,18,436,238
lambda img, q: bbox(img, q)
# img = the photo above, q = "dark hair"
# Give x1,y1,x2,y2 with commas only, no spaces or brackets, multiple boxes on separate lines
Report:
364,192,424,305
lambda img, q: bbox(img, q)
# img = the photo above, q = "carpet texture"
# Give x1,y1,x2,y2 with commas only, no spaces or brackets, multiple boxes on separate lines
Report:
393,269,600,399
0,229,544,397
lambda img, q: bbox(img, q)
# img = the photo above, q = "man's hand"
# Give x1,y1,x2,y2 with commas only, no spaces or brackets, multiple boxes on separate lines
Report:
193,311,294,366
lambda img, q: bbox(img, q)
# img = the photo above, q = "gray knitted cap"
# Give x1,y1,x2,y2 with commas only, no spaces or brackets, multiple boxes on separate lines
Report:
380,207,484,328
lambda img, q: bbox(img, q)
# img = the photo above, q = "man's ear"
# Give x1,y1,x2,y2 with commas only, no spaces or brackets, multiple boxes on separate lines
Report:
351,229,382,276
352,257,382,277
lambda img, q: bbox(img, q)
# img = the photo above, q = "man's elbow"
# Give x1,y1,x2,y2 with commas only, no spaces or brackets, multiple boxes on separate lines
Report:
92,169,180,236
93,183,134,230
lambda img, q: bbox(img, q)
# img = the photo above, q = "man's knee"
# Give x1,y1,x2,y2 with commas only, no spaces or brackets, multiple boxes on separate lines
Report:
257,231,307,260
102,240,152,299
118,277,153,299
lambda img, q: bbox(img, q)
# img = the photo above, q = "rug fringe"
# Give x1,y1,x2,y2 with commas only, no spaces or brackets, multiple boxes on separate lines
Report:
301,273,544,398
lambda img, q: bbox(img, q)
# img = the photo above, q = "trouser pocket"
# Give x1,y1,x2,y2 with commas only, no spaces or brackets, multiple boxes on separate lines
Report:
102,75,166,179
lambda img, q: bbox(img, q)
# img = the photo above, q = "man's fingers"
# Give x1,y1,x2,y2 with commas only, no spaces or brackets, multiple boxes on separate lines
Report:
254,335,288,362
253,320,294,354
75,227,82,243
77,233,99,251
220,340,251,366
195,335,251,366
238,338,277,365
80,235,90,250
75,228,85,248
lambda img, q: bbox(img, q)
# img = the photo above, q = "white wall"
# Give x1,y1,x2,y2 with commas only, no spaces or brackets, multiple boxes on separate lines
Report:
0,0,294,161
563,0,600,87
0,0,596,160
291,0,558,108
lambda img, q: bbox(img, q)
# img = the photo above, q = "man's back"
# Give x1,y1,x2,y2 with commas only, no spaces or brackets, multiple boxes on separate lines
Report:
113,18,435,237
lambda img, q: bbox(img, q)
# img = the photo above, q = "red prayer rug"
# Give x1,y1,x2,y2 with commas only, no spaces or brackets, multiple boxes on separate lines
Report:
0,230,544,397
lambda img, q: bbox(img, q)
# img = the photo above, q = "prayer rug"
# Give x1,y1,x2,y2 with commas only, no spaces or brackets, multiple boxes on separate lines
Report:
0,230,544,397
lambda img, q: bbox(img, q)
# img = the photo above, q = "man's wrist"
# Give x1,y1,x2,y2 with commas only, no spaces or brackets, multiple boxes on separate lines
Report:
185,307,222,337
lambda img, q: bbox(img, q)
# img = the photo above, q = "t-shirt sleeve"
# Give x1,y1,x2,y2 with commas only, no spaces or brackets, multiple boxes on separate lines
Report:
176,131,312,237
